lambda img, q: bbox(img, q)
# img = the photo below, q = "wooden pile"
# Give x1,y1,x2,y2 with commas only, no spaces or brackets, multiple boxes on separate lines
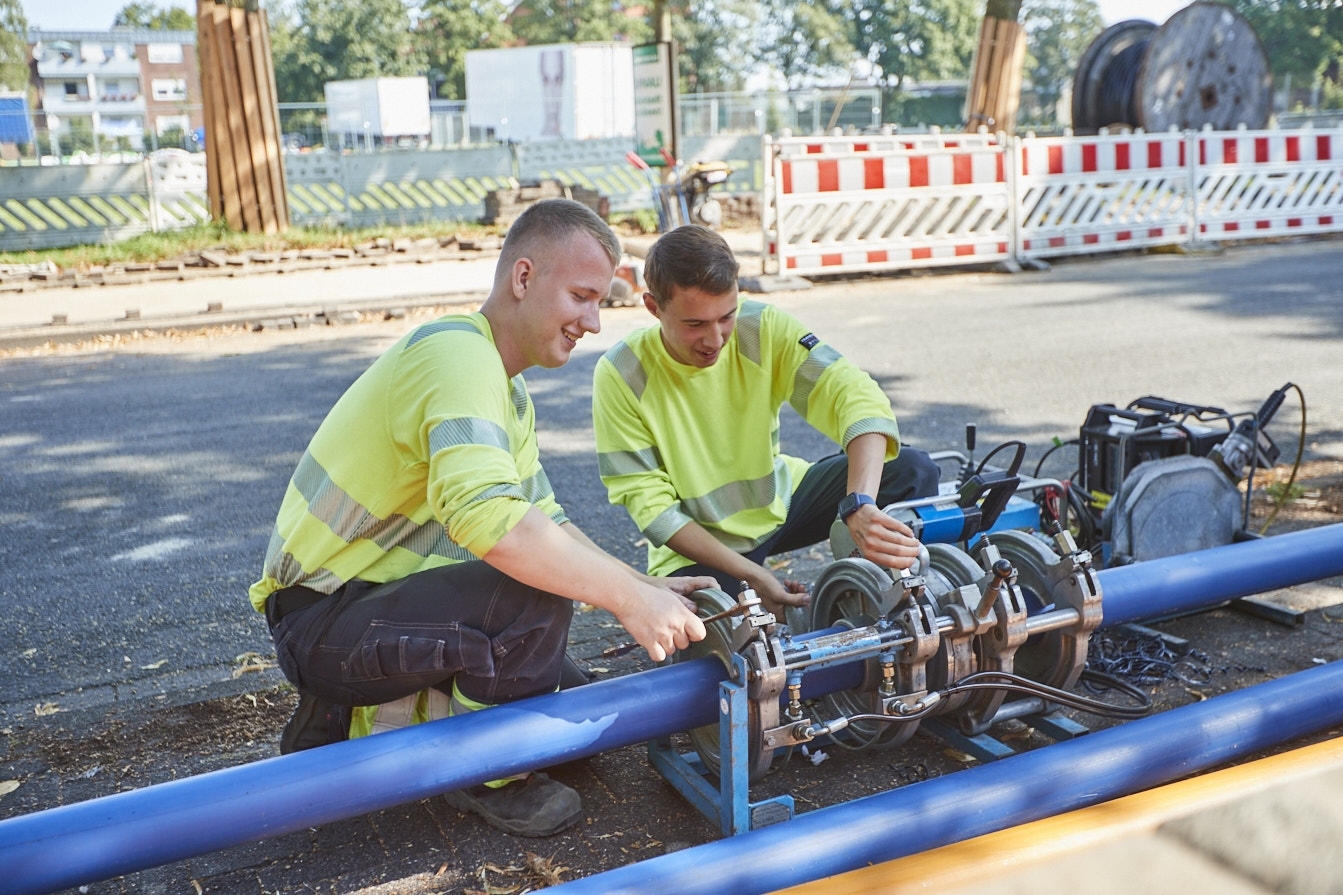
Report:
964,14,1027,136
196,0,289,233
482,180,607,227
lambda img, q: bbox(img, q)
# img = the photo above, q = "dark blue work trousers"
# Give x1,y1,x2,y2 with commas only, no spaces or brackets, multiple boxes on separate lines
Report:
266,562,572,709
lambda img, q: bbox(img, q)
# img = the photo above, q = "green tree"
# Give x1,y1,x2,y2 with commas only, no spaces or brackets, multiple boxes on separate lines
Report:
670,0,759,93
758,0,855,89
414,0,514,100
835,0,980,119
0,0,29,93
1022,0,1104,128
1230,0,1342,107
113,2,195,30
508,0,651,46
269,0,425,102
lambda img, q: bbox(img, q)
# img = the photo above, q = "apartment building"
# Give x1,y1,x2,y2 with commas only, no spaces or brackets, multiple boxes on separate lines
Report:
27,28,202,152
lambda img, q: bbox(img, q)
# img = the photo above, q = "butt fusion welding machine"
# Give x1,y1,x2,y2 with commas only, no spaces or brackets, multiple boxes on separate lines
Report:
653,384,1296,835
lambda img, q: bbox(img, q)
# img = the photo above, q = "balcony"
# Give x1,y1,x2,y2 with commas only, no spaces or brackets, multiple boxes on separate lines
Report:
35,56,141,79
45,93,147,116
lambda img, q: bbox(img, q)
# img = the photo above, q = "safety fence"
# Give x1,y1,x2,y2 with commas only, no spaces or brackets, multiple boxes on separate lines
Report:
5,127,1339,257
763,127,1343,277
0,135,763,251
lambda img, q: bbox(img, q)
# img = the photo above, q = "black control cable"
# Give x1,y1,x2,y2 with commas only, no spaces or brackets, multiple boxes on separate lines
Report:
835,668,1152,730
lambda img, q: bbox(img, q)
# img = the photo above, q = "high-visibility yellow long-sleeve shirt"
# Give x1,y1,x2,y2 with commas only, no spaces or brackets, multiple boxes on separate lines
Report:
249,312,567,613
592,299,899,576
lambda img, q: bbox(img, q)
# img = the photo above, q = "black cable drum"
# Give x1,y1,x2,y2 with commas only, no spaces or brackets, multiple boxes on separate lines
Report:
1071,1,1272,135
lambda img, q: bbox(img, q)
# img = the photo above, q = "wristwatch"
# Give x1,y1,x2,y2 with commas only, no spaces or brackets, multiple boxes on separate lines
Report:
837,492,876,522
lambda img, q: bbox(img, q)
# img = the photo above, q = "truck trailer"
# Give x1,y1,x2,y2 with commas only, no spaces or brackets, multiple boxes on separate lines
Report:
465,43,635,143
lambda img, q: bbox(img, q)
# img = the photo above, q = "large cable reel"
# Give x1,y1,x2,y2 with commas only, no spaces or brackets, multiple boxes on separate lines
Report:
1071,2,1271,134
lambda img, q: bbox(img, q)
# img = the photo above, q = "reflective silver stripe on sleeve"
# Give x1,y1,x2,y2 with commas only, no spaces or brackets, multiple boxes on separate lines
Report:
735,301,764,365
644,504,694,547
404,319,480,349
843,417,900,448
598,445,664,478
789,344,840,418
604,342,648,401
429,416,510,455
510,376,529,421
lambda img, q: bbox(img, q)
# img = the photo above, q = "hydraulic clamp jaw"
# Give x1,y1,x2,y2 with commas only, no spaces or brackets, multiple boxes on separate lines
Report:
657,530,1105,835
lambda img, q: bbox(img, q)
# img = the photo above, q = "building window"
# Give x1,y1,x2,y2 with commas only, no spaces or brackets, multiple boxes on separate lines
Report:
156,114,190,135
64,81,80,97
152,79,188,102
147,43,184,65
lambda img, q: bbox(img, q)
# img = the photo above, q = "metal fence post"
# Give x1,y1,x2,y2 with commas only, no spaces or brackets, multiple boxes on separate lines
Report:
1008,135,1023,264
143,156,162,233
1187,128,1201,246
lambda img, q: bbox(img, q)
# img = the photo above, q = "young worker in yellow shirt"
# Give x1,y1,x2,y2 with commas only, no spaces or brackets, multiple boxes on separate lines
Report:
592,225,939,612
250,200,712,839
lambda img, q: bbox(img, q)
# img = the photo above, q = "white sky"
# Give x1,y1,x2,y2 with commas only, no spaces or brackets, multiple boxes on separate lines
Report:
21,0,1192,36
21,0,195,32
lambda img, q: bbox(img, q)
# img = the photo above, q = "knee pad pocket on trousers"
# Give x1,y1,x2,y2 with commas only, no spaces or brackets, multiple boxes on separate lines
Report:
342,621,495,683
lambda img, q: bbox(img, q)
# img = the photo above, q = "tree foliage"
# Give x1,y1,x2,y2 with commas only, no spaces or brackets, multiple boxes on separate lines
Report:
0,0,29,94
1022,0,1104,127
113,2,196,30
508,0,651,46
670,0,759,93
414,0,514,100
269,0,425,102
835,0,980,113
1230,0,1341,96
757,0,855,89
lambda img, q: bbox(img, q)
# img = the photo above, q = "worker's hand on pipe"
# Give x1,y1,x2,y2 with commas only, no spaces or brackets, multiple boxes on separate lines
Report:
618,581,708,663
846,505,924,570
640,572,720,612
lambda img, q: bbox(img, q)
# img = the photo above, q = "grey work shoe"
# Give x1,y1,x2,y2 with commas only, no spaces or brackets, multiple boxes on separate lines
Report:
443,772,582,837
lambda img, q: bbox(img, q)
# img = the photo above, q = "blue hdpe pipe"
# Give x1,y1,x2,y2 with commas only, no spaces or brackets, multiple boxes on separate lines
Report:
1,522,1341,894
551,658,1343,895
0,659,725,895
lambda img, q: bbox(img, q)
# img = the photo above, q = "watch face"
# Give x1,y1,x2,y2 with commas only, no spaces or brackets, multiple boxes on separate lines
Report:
839,493,874,520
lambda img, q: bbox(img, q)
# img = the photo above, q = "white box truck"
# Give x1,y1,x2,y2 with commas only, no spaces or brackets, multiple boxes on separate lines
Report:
324,77,431,148
465,43,635,142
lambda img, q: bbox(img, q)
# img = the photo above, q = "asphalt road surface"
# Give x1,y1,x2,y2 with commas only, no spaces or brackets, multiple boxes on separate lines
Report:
5,237,1342,721
1,235,1342,892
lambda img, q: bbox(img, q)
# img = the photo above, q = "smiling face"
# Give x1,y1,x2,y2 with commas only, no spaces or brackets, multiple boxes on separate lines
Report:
645,283,739,368
512,230,614,371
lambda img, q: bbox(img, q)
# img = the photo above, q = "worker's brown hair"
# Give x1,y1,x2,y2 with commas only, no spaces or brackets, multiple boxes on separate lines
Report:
643,225,739,308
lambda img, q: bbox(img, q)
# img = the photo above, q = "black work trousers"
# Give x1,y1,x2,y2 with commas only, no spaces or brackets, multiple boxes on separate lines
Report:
671,446,942,593
266,561,573,708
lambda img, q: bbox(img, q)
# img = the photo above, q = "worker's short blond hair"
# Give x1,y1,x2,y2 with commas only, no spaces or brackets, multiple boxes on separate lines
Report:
497,199,621,278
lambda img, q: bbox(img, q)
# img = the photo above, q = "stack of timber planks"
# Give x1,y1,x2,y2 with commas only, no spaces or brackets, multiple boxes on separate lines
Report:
964,15,1027,136
196,0,289,233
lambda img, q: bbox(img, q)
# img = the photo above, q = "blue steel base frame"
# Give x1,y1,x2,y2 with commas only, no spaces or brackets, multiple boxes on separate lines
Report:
648,653,794,836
